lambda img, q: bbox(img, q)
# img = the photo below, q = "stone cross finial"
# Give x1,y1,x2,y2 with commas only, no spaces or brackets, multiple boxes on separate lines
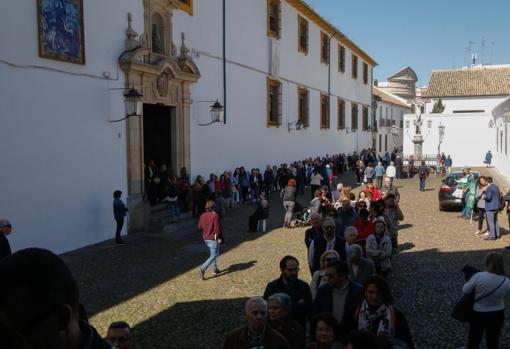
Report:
180,32,190,57
125,12,139,49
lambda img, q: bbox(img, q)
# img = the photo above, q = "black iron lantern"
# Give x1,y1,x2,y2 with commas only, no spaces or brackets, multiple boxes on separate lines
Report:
124,88,144,117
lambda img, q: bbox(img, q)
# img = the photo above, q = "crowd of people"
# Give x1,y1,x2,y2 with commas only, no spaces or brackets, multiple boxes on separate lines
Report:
191,151,414,349
3,149,510,349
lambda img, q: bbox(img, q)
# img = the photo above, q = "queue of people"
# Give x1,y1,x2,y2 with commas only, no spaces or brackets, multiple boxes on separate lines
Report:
220,163,412,348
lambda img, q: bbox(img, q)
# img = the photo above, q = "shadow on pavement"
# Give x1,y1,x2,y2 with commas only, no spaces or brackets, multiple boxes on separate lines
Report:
64,172,361,319
399,224,413,230
210,260,258,279
132,297,248,349
392,246,510,348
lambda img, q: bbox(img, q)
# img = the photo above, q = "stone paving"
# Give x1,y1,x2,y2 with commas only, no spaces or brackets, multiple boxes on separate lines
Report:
63,170,510,349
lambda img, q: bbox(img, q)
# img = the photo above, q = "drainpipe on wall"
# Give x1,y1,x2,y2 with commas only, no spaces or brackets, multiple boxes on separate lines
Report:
222,0,227,124
327,31,337,127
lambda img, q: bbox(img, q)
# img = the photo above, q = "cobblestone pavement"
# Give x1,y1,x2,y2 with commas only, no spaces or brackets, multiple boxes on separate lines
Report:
63,170,510,349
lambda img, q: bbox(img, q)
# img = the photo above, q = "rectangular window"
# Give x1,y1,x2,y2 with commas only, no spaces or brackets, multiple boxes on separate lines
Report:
297,87,309,127
337,98,345,130
362,106,369,130
379,134,382,152
321,32,329,64
267,78,282,127
320,94,330,129
176,0,193,15
338,45,345,72
298,15,309,54
506,124,508,155
267,0,281,39
363,62,368,84
384,134,388,151
351,102,358,130
351,54,358,79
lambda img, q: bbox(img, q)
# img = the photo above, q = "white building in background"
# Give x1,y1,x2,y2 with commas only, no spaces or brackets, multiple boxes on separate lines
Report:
491,96,510,177
403,64,510,173
424,65,510,114
373,86,411,154
0,0,376,254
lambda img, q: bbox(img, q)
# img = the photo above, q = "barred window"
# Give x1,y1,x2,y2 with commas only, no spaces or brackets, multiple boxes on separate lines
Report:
363,62,368,84
352,54,358,79
267,78,282,127
337,99,345,129
267,0,281,39
298,87,310,127
351,103,358,130
298,16,309,54
338,45,345,73
362,106,369,130
320,94,330,129
321,32,329,64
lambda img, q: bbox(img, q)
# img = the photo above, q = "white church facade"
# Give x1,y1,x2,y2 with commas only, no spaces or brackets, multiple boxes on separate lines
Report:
0,0,376,254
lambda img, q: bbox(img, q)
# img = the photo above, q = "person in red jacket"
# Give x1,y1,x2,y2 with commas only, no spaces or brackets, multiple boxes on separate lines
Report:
198,200,223,280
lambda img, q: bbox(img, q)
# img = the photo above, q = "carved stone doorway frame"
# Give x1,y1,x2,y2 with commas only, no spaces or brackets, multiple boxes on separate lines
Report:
119,2,200,231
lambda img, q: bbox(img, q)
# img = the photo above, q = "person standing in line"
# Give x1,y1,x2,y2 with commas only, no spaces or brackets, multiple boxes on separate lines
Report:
113,191,128,244
483,177,501,241
198,200,223,279
385,162,396,185
364,163,375,186
475,176,488,235
417,161,429,192
485,150,493,168
374,162,385,189
0,219,13,260
310,171,324,200
105,322,133,349
445,155,453,174
462,252,510,349
281,179,297,228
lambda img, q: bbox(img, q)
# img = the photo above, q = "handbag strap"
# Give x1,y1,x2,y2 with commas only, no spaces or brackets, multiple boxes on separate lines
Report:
475,277,506,303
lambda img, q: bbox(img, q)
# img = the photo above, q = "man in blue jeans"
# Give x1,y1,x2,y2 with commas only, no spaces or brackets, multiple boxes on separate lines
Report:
483,177,501,240
198,200,223,279
418,161,429,192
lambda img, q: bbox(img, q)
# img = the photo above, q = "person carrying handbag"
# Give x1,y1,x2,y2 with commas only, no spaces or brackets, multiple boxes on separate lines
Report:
461,253,510,349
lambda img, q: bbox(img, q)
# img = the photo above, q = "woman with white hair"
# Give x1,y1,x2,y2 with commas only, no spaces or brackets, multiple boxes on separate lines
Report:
267,293,305,349
348,244,375,285
462,252,510,349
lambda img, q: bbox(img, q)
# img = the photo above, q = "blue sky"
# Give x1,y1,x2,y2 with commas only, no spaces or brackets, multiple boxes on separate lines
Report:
304,0,510,86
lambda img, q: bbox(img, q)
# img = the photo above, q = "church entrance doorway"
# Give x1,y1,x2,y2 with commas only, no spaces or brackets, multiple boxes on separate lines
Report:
143,104,175,171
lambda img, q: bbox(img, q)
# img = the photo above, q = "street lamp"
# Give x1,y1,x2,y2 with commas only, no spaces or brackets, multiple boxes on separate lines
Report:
124,88,144,117
197,100,225,126
109,88,144,123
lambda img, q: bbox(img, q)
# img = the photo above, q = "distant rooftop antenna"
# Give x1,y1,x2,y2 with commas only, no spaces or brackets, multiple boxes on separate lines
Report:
490,41,496,65
471,50,477,66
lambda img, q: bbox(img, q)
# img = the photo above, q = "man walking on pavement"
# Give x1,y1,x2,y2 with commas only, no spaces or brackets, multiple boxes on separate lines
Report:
198,200,223,279
374,162,385,189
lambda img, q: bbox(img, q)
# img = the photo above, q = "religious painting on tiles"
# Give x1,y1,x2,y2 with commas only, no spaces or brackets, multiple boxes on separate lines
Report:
37,0,85,64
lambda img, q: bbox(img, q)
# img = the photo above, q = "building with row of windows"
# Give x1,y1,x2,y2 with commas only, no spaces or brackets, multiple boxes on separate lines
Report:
1,0,377,254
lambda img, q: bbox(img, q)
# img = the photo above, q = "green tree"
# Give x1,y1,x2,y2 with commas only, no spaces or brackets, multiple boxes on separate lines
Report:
431,99,446,113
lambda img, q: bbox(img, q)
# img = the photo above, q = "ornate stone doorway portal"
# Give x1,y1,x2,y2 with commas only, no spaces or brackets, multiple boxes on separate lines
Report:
119,0,200,231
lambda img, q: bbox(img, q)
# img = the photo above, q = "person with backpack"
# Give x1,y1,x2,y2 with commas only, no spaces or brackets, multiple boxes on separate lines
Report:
417,161,429,192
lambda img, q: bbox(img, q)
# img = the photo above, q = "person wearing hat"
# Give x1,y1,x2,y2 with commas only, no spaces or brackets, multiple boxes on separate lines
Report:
198,200,223,279
0,219,13,260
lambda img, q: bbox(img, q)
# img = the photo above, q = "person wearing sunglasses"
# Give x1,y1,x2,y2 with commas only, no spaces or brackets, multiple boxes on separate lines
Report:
308,218,348,275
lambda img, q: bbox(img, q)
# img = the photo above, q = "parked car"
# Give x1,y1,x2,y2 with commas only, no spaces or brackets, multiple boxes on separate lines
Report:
438,171,480,211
